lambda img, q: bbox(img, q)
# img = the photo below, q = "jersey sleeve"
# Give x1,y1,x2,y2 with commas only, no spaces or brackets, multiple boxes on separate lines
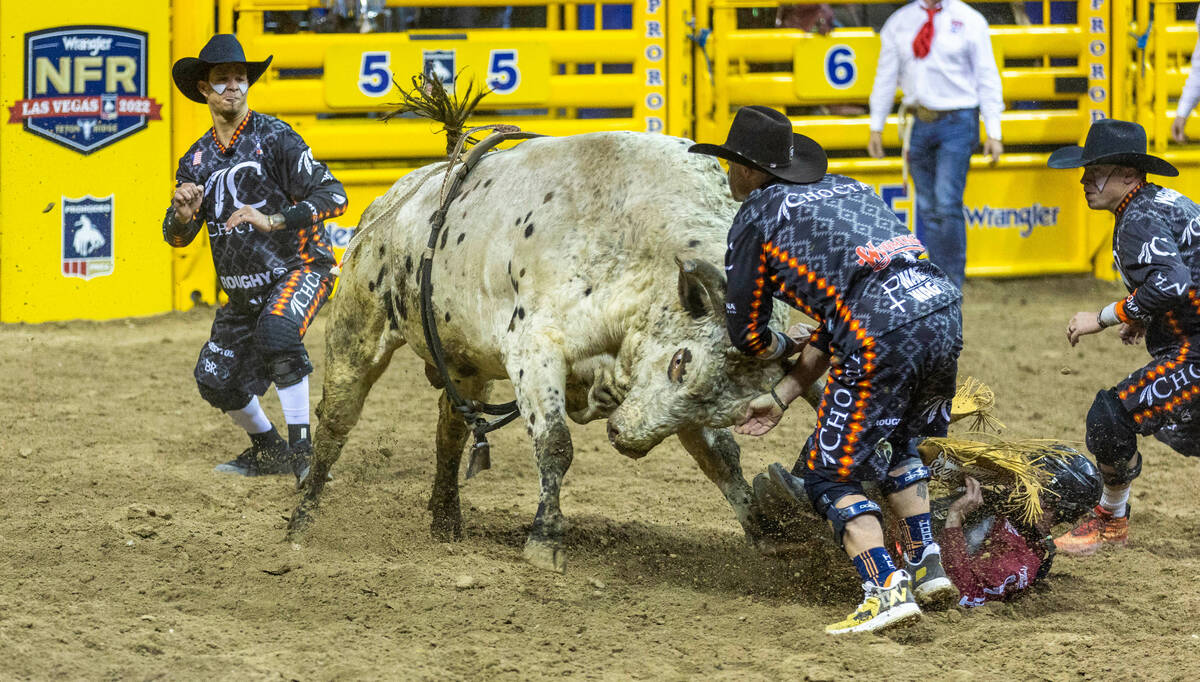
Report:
162,146,204,248
274,128,350,230
1114,208,1195,324
808,323,834,355
725,212,775,358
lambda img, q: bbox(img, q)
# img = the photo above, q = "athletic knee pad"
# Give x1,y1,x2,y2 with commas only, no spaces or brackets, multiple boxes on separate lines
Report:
255,316,312,387
254,314,303,356
1102,451,1142,486
197,382,252,412
880,463,932,495
1086,389,1140,483
268,351,313,388
805,476,884,548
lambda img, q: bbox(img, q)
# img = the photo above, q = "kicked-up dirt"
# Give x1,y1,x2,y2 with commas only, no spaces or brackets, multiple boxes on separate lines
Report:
2,276,1199,680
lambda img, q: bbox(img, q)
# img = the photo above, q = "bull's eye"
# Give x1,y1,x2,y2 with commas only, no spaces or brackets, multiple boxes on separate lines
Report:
668,348,693,384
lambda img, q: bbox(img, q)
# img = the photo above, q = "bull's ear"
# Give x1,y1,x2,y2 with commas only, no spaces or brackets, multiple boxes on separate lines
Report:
675,256,727,320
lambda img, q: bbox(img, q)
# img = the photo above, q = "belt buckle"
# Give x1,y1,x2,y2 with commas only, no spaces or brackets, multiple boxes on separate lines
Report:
916,106,939,123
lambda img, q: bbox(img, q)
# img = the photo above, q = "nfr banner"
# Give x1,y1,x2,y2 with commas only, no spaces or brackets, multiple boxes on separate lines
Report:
8,25,162,154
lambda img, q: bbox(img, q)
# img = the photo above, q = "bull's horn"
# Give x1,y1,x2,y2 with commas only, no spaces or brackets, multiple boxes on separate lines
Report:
675,256,727,320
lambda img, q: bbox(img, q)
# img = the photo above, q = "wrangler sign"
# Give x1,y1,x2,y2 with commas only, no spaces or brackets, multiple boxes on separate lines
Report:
7,25,162,154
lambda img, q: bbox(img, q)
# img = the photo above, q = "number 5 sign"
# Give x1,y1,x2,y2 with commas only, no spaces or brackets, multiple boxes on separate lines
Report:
324,41,549,108
792,33,880,102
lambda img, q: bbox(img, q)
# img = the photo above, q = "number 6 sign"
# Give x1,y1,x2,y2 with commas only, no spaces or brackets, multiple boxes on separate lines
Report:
825,45,857,89
792,36,878,101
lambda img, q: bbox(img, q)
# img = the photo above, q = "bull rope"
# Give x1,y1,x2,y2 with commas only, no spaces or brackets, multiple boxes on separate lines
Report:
416,124,545,478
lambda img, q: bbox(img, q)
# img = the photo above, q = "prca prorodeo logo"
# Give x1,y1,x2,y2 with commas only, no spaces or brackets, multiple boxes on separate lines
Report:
423,50,457,91
7,26,161,154
62,195,115,280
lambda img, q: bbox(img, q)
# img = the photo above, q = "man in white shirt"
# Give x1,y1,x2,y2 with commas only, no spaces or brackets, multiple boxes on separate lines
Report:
1171,14,1200,143
867,0,1004,288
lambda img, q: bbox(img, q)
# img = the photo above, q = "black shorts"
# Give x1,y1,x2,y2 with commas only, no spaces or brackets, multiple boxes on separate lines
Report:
1115,345,1200,456
194,267,333,396
801,305,962,484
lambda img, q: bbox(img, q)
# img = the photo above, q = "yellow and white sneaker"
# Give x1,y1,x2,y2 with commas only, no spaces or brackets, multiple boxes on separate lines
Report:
825,570,922,635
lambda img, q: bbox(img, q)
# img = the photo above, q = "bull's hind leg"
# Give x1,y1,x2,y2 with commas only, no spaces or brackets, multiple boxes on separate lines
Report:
287,295,401,537
428,378,492,541
677,426,777,547
508,340,573,573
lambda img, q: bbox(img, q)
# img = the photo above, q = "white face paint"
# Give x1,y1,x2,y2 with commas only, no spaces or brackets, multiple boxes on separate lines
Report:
1092,167,1115,193
210,82,249,95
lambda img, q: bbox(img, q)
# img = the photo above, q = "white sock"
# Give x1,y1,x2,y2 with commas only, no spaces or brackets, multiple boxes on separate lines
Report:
1099,485,1131,517
276,376,310,426
227,396,274,434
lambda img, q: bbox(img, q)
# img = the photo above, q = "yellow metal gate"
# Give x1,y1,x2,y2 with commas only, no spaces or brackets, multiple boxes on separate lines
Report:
4,0,1200,321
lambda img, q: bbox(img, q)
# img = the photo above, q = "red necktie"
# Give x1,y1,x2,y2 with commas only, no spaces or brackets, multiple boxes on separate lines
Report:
912,5,940,59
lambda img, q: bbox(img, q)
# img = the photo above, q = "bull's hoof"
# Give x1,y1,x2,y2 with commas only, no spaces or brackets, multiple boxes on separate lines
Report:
286,501,316,539
523,538,567,573
430,513,463,542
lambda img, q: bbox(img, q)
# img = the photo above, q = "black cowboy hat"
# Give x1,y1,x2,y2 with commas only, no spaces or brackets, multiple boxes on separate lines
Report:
172,34,273,104
1048,118,1178,176
688,106,828,184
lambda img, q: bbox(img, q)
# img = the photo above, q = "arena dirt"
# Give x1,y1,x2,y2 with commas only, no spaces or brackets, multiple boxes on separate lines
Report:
2,276,1199,680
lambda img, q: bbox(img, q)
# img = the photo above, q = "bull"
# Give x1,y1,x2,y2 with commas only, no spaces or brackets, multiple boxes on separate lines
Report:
288,131,797,572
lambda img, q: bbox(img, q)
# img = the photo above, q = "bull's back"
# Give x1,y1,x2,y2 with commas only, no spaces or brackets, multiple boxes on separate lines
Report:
341,132,737,376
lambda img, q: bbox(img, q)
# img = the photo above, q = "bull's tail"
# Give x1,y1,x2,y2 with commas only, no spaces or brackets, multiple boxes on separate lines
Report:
382,73,491,156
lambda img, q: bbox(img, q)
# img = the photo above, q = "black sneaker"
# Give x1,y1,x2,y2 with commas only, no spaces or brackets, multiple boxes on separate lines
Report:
214,439,293,477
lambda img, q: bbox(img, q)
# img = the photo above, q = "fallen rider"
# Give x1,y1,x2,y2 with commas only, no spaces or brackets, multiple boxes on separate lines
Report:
755,450,1101,607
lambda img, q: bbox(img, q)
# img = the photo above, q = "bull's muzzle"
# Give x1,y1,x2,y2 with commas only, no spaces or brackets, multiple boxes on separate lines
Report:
606,421,649,459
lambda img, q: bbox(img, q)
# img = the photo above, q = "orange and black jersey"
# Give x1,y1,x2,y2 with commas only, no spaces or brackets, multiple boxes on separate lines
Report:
724,175,960,359
162,111,347,311
1111,183,1200,357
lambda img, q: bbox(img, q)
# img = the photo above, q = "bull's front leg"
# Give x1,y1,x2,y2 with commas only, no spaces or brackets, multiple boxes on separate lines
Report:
524,417,572,572
676,426,779,549
509,339,573,573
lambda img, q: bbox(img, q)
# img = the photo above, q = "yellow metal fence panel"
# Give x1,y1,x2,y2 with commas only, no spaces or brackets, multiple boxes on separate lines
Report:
5,0,1194,321
0,0,173,322
693,0,1118,279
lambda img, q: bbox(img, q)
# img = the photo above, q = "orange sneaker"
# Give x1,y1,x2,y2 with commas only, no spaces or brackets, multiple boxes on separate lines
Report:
1054,505,1129,557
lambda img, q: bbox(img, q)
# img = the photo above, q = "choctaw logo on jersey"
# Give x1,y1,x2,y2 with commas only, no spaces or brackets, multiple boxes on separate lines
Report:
62,195,114,280
7,26,162,154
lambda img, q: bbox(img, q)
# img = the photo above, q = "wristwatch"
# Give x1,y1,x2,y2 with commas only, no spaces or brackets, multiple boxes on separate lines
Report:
268,213,285,231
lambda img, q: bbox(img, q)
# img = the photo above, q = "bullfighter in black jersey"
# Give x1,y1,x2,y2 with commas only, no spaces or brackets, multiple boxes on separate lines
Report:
1048,119,1200,555
690,106,962,634
163,35,347,481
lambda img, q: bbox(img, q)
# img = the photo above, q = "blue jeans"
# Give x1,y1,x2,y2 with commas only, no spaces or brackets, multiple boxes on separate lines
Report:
908,108,977,288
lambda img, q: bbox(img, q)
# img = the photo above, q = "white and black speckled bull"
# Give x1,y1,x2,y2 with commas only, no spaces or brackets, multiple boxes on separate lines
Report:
288,131,791,572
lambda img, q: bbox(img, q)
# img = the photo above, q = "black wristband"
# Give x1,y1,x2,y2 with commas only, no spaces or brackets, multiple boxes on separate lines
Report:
281,203,313,230
770,387,788,412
